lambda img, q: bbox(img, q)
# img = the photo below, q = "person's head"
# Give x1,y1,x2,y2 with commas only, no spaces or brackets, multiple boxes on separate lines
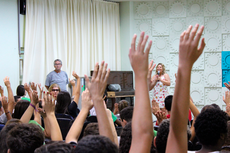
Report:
164,95,173,112
156,63,165,75
12,100,34,120
201,103,221,113
75,135,118,153
16,85,25,96
35,141,74,153
54,59,62,71
118,100,129,112
194,108,228,150
155,119,191,153
56,91,71,114
120,122,156,153
83,123,99,137
0,119,22,153
120,106,133,127
48,83,61,97
222,121,230,151
6,123,44,153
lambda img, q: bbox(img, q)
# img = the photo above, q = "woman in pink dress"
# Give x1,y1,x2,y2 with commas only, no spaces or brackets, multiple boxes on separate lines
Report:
152,63,171,108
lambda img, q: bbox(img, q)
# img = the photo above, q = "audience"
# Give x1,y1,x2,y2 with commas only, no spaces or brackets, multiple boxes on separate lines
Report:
1,24,230,153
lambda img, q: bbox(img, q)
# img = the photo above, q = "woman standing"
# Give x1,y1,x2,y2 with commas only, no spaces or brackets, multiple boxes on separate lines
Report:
152,63,171,108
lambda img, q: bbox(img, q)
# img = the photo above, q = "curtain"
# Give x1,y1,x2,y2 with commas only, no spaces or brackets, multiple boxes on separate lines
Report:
23,0,120,86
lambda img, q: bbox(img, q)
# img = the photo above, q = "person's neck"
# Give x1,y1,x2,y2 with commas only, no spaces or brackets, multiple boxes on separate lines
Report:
55,70,61,73
197,145,221,153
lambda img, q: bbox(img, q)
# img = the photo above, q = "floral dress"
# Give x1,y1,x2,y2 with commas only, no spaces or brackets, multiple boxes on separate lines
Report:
153,75,169,108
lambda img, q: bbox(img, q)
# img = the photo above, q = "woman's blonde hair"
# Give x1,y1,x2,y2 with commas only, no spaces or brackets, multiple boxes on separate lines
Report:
155,63,165,75
48,84,61,92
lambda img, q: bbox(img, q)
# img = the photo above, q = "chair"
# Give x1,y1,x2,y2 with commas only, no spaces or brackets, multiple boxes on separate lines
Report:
56,117,73,140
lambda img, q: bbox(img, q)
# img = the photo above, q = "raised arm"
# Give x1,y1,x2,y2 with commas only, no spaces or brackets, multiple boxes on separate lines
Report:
129,32,153,153
2,96,12,121
166,24,205,153
223,91,230,116
148,60,157,91
43,92,62,141
189,97,199,141
72,71,81,104
37,84,44,100
20,91,39,123
85,61,114,142
30,82,37,91
24,83,32,100
0,86,4,97
65,88,93,143
3,77,15,114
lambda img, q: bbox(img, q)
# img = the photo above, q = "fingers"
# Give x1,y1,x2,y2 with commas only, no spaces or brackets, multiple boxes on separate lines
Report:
92,63,99,80
97,61,104,80
145,40,152,55
197,38,205,54
84,75,91,89
101,63,108,81
140,35,149,53
104,68,110,82
131,34,137,53
137,32,145,52
194,25,204,46
180,31,186,42
184,25,193,40
189,24,199,40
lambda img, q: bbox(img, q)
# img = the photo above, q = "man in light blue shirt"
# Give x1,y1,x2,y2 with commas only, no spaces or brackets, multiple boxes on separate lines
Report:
45,59,69,91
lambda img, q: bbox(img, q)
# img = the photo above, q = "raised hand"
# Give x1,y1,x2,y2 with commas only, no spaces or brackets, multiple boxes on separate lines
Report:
128,32,152,77
31,91,40,105
3,77,11,87
224,82,230,90
69,79,76,87
81,88,93,111
72,71,80,79
223,91,230,106
151,99,160,115
155,110,167,125
178,24,205,69
31,82,37,91
24,83,31,92
147,60,157,90
85,61,110,100
0,86,4,97
2,96,9,112
43,92,55,115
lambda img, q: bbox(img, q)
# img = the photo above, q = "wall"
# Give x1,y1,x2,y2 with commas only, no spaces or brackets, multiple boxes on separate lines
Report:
120,0,230,111
0,0,19,94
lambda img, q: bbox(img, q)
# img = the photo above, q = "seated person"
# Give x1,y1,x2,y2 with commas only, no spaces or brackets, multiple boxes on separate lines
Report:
113,100,129,119
120,106,133,127
35,141,74,153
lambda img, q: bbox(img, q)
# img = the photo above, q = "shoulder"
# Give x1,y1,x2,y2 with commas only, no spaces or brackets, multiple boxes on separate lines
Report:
47,71,55,76
164,73,170,78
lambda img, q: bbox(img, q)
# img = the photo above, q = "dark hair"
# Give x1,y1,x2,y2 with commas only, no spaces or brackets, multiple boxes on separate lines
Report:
118,100,129,112
74,135,118,153
16,85,25,96
12,100,34,120
83,123,99,137
120,106,133,122
119,122,132,153
222,121,230,151
35,141,74,153
164,95,173,111
0,119,22,153
194,108,228,146
54,59,62,65
56,91,71,114
119,122,156,153
155,119,170,153
211,103,221,110
6,123,44,153
201,103,221,113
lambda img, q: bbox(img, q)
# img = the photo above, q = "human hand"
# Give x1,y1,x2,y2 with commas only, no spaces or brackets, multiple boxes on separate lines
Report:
81,88,93,111
0,86,4,97
32,91,40,105
69,79,76,87
24,83,31,92
128,32,152,77
2,96,8,112
37,107,46,118
43,92,55,115
223,91,230,106
151,99,160,115
155,110,167,125
72,71,80,79
3,77,11,87
85,61,110,101
147,60,157,90
31,82,37,91
226,105,230,117
178,24,205,69
224,82,230,90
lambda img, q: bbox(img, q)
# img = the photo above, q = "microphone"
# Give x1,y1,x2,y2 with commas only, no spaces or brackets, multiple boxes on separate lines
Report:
157,71,160,82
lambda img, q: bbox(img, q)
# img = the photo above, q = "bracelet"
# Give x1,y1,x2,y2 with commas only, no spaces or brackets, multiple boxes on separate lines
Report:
30,103,38,112
5,111,10,115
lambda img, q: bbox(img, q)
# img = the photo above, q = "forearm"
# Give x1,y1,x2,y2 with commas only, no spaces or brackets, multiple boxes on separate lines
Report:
160,79,170,86
94,98,114,142
20,104,35,123
66,108,88,143
189,100,199,118
107,110,119,146
4,110,12,121
73,79,80,104
43,117,51,138
6,86,15,113
46,113,63,141
130,77,153,151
